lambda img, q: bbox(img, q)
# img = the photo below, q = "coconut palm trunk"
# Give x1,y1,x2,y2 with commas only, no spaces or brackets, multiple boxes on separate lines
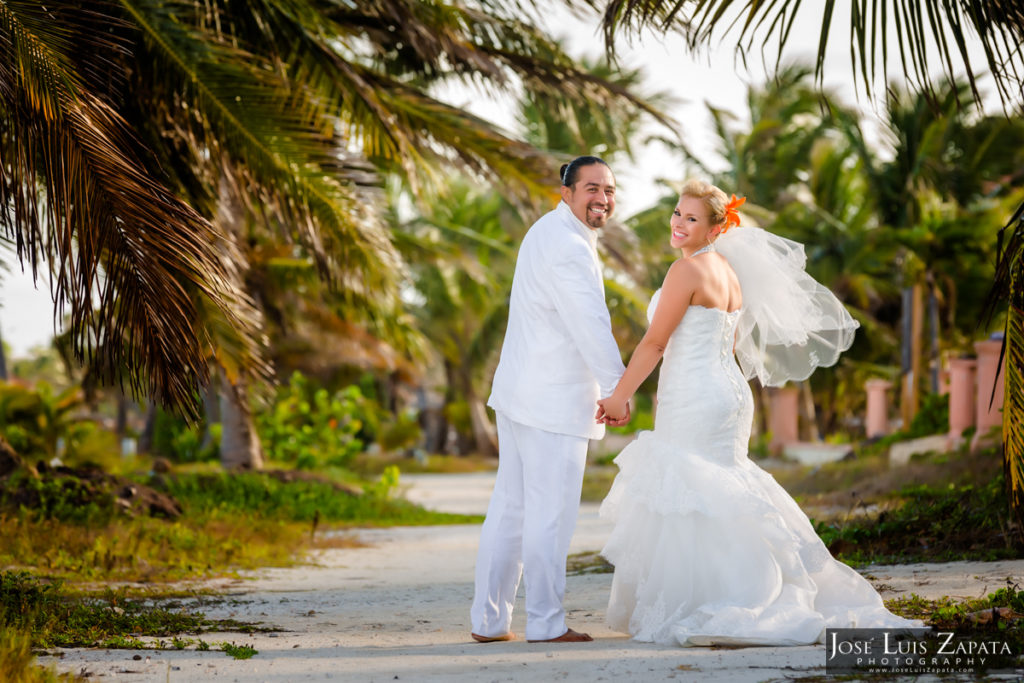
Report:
463,379,498,458
218,367,264,470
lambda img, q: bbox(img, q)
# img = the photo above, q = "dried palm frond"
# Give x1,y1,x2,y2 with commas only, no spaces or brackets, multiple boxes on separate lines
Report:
0,0,250,419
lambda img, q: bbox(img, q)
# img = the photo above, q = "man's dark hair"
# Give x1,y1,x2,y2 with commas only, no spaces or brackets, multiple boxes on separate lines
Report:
560,156,609,188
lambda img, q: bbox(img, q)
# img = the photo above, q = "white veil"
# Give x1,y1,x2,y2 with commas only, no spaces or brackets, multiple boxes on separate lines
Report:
713,227,859,387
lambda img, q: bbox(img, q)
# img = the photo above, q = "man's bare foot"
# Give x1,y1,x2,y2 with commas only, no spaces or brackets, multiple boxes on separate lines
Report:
471,632,516,643
527,628,593,643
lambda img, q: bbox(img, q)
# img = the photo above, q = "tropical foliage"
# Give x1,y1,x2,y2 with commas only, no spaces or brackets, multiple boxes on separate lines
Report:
0,0,663,428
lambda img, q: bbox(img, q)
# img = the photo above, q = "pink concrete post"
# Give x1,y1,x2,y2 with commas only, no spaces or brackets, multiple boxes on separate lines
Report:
864,379,892,439
972,339,1005,449
947,357,977,448
770,386,800,453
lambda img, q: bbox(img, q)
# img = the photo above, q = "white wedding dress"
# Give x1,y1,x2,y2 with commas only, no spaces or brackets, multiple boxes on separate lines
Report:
599,291,920,646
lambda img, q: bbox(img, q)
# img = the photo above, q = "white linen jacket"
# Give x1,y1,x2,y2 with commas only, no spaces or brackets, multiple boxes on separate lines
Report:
487,201,625,440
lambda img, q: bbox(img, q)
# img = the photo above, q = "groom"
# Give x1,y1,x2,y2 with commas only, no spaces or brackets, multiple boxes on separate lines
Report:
470,156,628,644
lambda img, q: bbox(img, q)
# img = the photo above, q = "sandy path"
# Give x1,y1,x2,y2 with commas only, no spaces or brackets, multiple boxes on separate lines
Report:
44,471,1024,682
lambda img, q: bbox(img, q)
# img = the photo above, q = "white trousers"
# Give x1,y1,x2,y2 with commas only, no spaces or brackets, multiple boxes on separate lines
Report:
470,412,589,641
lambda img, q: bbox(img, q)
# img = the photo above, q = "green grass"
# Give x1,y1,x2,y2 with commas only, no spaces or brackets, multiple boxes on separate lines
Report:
815,473,1020,566
220,641,258,659
162,470,480,526
885,586,1024,624
0,570,269,681
0,571,264,649
349,453,496,476
883,587,1024,673
0,511,309,582
0,466,481,584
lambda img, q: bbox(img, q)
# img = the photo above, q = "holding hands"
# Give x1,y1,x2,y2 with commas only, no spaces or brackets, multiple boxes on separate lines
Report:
596,395,631,426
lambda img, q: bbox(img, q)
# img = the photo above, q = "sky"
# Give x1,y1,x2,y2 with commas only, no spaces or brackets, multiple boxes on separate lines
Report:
0,2,1001,358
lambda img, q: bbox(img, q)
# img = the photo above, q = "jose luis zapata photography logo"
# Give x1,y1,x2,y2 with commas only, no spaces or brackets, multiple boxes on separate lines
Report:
826,628,1018,675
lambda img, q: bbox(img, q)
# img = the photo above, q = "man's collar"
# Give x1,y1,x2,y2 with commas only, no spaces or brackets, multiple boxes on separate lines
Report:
557,201,599,248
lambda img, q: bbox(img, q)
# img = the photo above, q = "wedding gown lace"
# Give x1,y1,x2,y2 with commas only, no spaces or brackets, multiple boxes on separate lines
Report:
599,291,919,646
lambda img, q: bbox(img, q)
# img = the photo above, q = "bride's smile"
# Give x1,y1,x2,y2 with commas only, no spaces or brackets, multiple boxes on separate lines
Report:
669,195,720,254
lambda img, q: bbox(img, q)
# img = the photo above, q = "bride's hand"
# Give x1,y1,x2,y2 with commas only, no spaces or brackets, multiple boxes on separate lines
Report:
597,397,630,425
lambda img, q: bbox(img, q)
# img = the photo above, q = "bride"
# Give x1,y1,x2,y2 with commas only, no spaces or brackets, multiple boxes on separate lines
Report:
594,179,920,646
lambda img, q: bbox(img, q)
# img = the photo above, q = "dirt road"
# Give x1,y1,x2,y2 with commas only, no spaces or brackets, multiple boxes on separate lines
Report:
44,471,1024,682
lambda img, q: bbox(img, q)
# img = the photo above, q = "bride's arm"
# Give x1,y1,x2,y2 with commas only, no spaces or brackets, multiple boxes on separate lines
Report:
598,260,695,421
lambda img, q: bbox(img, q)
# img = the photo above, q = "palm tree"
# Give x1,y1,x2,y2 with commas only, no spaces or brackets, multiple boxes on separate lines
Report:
0,0,666,466
394,181,522,457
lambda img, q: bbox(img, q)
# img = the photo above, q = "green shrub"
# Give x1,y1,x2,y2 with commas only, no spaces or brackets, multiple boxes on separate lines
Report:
0,382,97,464
0,472,115,525
150,409,219,463
255,373,420,469
257,373,365,468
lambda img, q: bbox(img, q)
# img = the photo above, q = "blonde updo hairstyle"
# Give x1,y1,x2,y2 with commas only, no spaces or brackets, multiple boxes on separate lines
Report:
679,178,729,228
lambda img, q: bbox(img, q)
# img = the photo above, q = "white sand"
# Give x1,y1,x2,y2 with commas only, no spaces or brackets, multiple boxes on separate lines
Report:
42,471,1024,681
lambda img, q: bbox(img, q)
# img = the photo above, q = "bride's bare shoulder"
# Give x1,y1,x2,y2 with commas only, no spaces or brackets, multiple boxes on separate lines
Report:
662,257,700,286
666,256,700,275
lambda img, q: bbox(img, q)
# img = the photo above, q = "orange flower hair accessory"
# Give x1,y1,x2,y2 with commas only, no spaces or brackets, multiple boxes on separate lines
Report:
722,194,746,232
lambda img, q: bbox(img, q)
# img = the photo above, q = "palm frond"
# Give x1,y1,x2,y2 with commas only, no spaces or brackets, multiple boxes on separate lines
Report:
337,62,558,199
983,190,1024,531
121,0,401,296
1003,283,1024,535
236,0,673,196
0,0,250,419
597,0,1024,106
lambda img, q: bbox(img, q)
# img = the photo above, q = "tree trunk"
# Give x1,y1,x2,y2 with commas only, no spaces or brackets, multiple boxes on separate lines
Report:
115,390,128,438
200,373,221,451
900,285,924,427
417,386,447,454
219,367,264,470
442,360,470,455
798,380,820,442
466,387,498,458
927,274,941,393
750,381,770,441
453,363,497,458
138,400,157,455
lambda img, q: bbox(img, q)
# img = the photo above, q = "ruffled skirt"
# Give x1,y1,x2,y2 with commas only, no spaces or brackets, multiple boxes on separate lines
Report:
599,431,921,646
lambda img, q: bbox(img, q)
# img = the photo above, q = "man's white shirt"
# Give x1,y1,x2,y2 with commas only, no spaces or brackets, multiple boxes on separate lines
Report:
487,201,625,440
